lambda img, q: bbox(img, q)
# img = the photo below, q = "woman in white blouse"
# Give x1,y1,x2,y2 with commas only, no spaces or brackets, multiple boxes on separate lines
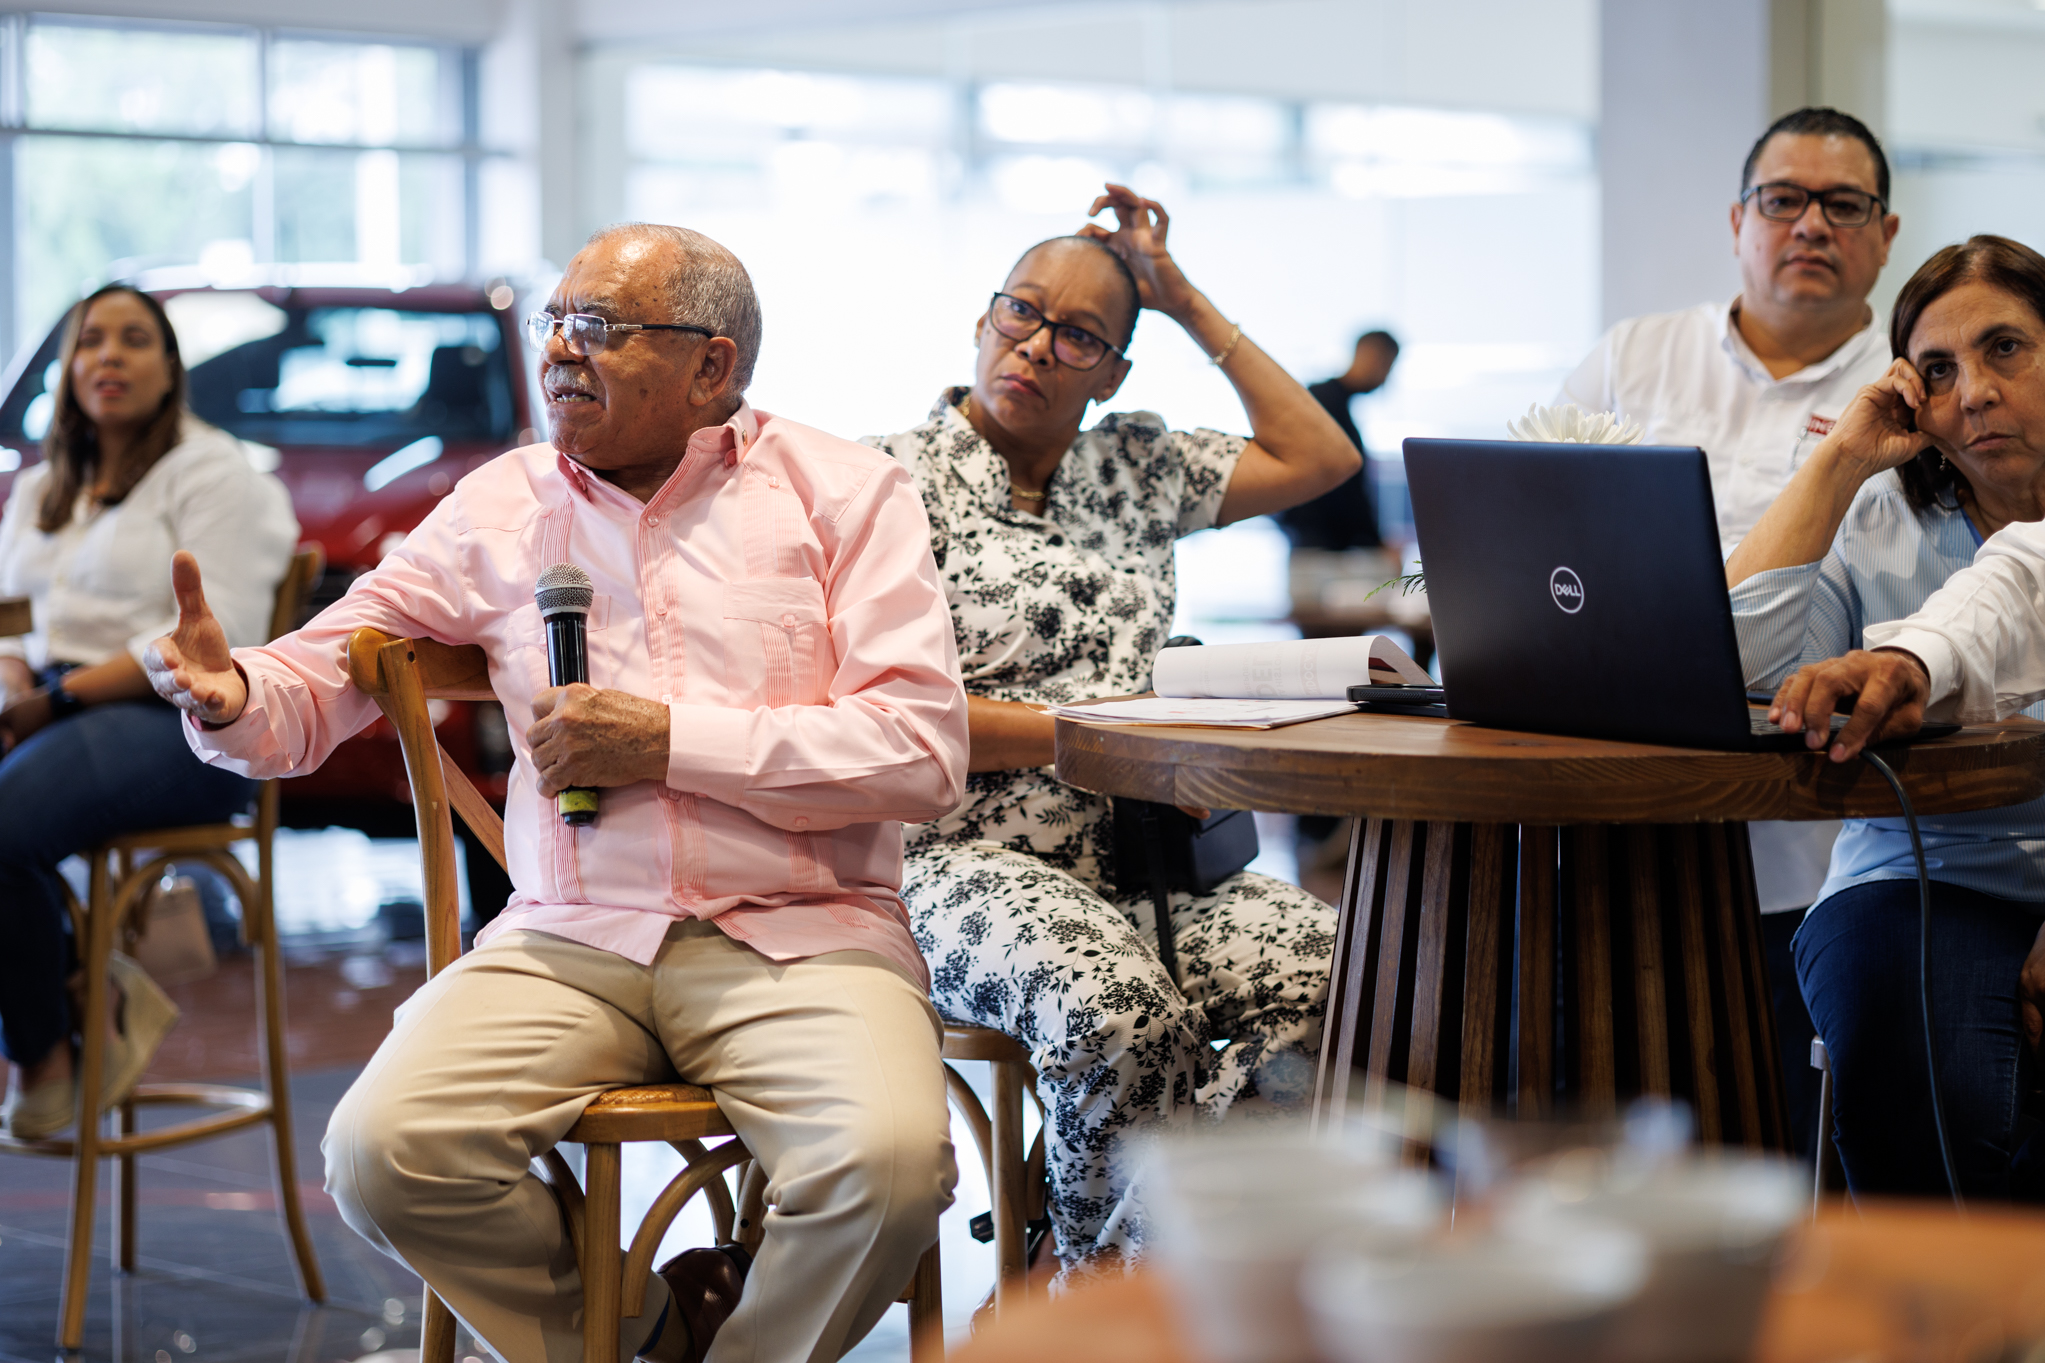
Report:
0,284,298,1139
1728,236,2045,1199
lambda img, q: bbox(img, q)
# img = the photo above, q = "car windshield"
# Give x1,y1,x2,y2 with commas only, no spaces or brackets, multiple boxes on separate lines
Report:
0,292,516,456
183,301,514,447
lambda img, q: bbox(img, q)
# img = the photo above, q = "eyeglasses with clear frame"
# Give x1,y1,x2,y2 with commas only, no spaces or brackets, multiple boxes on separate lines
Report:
525,311,713,356
1739,181,1887,228
985,293,1125,370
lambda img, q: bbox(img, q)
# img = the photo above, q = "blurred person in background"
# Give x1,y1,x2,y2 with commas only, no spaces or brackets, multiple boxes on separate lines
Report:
867,184,1359,1283
0,284,298,1139
1278,328,1398,560
1279,328,1401,873
1559,106,1900,1159
1732,236,2045,1199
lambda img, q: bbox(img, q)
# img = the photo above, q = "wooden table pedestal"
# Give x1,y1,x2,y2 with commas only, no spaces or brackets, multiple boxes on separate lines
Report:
1321,817,1780,1146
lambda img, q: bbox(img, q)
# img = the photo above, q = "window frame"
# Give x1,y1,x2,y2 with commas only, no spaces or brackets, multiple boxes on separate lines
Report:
0,11,487,359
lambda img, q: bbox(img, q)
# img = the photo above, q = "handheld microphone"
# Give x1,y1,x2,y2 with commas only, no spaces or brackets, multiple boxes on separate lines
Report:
535,563,598,827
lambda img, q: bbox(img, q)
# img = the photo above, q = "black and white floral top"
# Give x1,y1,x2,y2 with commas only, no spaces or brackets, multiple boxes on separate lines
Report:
865,387,1244,882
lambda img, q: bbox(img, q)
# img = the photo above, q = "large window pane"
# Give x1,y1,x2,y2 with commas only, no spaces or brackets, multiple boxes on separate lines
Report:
269,40,449,146
980,82,1155,148
25,22,258,136
273,148,461,273
628,66,950,161
18,134,255,344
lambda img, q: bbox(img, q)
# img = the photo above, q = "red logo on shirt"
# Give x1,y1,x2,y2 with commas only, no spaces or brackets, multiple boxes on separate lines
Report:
1805,414,1836,437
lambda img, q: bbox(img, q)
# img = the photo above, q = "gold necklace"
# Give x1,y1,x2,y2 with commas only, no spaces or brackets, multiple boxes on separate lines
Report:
961,392,1050,504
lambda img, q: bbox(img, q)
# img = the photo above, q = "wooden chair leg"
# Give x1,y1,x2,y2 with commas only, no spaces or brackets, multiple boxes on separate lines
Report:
990,1058,1028,1311
736,1159,769,1254
421,1290,459,1363
254,888,325,1301
583,1142,623,1363
58,853,118,1349
907,1241,945,1363
115,1097,138,1271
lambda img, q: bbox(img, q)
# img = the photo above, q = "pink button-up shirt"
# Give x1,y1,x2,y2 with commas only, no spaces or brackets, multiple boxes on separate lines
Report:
187,403,967,986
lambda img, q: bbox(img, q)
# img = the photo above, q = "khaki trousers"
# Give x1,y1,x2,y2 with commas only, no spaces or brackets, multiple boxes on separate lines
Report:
323,923,955,1363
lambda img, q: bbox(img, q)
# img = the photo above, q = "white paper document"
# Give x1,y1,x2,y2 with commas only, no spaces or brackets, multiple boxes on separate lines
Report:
1041,697,1360,729
1046,635,1435,729
1149,635,1433,699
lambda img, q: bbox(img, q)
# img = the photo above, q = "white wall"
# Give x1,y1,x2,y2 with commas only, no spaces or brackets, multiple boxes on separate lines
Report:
1876,8,2045,318
599,0,1596,119
1596,0,1765,327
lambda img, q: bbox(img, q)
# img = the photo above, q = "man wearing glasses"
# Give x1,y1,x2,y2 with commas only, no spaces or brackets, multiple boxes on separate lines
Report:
1558,106,1900,1160
146,224,967,1363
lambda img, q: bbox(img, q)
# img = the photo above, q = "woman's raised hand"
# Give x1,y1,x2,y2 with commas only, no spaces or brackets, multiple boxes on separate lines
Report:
1823,357,1932,479
143,550,248,726
1080,184,1198,319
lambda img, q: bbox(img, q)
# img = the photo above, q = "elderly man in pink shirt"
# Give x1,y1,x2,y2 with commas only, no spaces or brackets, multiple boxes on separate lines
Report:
143,224,969,1363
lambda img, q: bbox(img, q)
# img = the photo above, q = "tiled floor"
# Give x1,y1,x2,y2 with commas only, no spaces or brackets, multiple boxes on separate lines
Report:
0,1064,437,1363
2,940,1008,1363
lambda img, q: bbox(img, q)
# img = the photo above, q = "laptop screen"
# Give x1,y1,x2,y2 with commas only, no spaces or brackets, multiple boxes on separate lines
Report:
1403,438,1755,747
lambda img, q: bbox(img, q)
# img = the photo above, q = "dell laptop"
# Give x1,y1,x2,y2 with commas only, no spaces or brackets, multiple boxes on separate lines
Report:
1400,438,1945,751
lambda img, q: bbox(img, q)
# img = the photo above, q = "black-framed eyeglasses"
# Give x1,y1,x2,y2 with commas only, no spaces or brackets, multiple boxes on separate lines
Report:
1740,181,1887,228
985,293,1125,370
525,311,713,357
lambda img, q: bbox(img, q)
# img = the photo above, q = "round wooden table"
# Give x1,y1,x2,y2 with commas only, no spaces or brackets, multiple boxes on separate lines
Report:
1055,711,2045,1147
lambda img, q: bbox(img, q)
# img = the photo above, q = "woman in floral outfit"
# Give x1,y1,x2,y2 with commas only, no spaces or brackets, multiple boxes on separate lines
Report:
864,185,1362,1278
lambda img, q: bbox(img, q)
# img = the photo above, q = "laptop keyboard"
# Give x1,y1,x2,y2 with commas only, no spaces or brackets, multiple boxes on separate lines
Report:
1748,707,1848,737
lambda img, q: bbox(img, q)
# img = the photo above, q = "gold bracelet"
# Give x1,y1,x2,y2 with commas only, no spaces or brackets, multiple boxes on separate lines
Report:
1009,484,1046,501
1209,323,1244,367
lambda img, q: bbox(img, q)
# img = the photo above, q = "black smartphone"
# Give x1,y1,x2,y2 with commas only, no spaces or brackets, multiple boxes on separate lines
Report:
1348,684,1449,715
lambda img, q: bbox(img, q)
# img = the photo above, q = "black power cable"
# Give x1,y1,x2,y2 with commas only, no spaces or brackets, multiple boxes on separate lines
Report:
1860,748,1965,1209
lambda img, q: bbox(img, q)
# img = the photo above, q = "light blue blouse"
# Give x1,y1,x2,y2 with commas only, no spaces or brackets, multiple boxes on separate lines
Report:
1730,471,2045,908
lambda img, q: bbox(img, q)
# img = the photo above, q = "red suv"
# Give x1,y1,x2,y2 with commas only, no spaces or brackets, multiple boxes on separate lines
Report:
0,275,539,906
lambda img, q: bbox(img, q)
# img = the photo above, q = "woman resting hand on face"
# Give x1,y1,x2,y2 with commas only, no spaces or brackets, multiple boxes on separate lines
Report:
1727,235,2045,1200
0,286,298,1141
863,185,1361,1281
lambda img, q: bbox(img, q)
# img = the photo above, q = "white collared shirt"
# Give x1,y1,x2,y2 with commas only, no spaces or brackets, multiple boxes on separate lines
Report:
1558,299,1890,913
1559,299,1890,559
1869,516,2045,725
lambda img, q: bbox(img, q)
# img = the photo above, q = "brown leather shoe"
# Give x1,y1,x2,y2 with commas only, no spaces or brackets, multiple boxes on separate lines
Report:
650,1244,749,1363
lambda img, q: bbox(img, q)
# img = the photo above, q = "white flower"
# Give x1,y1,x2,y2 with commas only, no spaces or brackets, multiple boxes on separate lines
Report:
1504,402,1645,445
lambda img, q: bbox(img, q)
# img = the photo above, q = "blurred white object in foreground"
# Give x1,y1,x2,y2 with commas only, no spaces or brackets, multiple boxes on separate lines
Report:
1506,1152,1805,1363
1505,402,1644,445
1145,1125,1438,1363
1303,1217,1648,1363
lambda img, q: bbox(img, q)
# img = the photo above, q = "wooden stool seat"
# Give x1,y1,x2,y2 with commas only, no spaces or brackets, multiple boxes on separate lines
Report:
565,1085,733,1144
942,1024,1031,1064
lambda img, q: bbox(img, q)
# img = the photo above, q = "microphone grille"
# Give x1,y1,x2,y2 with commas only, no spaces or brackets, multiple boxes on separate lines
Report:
535,562,595,618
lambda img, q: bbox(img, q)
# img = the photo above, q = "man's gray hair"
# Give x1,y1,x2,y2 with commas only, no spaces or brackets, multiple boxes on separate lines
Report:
586,222,764,393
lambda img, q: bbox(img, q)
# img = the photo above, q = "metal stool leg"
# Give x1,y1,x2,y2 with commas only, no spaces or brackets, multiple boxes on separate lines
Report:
1811,1037,1844,1207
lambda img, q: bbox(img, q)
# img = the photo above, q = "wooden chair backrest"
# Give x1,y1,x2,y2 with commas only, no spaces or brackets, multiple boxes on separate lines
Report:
270,547,325,642
345,628,504,979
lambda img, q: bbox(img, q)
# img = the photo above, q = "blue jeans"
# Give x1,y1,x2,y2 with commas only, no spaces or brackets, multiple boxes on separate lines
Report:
0,701,254,1067
1796,879,2045,1200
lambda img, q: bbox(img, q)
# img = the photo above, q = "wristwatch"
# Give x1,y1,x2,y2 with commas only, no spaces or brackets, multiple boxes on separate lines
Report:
44,678,84,721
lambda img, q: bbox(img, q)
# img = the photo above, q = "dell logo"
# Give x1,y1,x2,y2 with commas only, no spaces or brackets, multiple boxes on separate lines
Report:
1549,566,1585,614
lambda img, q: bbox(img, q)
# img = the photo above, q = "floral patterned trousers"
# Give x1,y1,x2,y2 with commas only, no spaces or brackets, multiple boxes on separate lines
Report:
901,841,1336,1268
